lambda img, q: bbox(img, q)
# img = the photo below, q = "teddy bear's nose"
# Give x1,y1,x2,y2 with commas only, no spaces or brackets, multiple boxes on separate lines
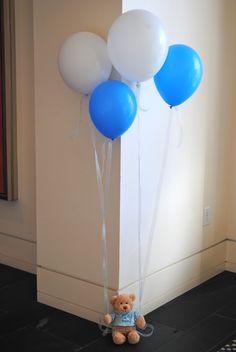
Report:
124,305,128,310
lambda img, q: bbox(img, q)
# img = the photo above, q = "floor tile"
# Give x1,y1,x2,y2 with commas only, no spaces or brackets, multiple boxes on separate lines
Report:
148,273,236,330
81,322,182,352
81,335,117,352
188,271,236,296
35,307,102,348
217,300,236,320
0,309,6,319
0,277,36,312
0,302,53,336
156,315,236,352
122,323,182,352
0,264,33,289
0,326,80,352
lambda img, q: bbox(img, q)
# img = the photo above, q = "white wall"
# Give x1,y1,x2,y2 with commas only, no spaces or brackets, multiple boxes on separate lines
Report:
34,0,122,320
225,0,236,271
226,0,236,240
0,0,36,273
120,0,232,312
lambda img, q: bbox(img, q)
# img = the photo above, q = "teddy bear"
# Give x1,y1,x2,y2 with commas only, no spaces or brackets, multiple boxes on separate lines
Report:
103,293,146,345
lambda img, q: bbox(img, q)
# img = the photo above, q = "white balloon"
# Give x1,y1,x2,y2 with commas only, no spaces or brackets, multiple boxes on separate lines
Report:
58,32,112,95
107,9,168,82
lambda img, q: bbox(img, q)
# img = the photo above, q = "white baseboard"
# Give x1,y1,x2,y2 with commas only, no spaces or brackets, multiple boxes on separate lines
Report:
0,232,36,273
225,239,236,272
37,241,226,322
120,241,226,315
38,292,102,323
37,266,117,322
225,262,236,272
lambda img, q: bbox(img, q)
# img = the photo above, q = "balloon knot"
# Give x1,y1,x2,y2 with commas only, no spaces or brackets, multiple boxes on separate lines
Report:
170,105,173,109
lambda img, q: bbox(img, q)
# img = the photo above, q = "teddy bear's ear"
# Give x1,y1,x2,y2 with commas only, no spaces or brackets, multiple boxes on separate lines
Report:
129,294,136,301
110,295,118,305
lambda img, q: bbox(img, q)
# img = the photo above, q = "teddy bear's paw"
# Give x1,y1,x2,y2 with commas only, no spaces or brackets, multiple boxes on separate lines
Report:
112,331,126,345
128,330,140,344
136,315,146,328
104,314,112,325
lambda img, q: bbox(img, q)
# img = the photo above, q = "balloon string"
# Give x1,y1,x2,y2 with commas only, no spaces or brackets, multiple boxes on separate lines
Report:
101,141,107,179
136,83,150,112
98,317,111,336
69,94,84,139
140,108,173,305
137,100,143,315
136,101,154,337
137,323,155,337
79,94,84,134
172,106,183,148
90,125,113,335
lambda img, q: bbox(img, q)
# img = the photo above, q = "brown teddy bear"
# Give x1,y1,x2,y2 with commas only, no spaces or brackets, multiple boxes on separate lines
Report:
103,293,146,345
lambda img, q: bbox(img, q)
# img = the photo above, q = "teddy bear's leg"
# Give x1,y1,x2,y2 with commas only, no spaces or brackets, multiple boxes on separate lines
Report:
127,330,140,344
112,331,126,345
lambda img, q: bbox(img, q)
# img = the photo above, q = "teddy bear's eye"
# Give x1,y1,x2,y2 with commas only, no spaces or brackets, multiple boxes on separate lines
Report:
120,302,123,305
125,302,128,304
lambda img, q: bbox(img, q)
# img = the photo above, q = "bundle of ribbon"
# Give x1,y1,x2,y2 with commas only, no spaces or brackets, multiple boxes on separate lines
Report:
58,8,203,342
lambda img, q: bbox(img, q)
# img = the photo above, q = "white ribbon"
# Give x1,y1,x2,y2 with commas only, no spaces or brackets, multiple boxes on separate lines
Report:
139,107,174,310
69,94,84,140
90,125,112,335
136,83,151,112
172,106,183,148
89,93,180,339
136,91,155,337
137,103,143,315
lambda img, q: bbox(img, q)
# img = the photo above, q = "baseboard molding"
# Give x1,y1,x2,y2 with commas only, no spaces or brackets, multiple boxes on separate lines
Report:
225,239,236,273
37,241,226,322
0,232,36,273
37,266,117,323
121,241,226,315
225,262,236,272
38,292,102,323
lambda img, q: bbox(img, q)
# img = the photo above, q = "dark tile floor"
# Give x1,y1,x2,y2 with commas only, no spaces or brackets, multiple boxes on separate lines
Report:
0,264,236,352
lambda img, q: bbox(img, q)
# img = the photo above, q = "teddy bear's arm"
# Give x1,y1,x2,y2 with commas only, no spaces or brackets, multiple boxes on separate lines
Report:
136,314,146,328
104,313,113,325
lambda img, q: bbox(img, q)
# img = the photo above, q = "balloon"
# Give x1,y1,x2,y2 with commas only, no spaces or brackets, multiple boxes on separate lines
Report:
58,32,112,95
107,9,168,82
89,80,137,140
154,44,203,106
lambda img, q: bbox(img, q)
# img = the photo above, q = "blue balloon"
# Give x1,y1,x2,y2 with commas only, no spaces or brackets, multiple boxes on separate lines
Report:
154,44,203,107
89,80,137,140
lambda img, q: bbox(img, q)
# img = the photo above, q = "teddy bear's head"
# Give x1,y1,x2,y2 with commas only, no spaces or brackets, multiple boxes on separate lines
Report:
110,293,135,313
